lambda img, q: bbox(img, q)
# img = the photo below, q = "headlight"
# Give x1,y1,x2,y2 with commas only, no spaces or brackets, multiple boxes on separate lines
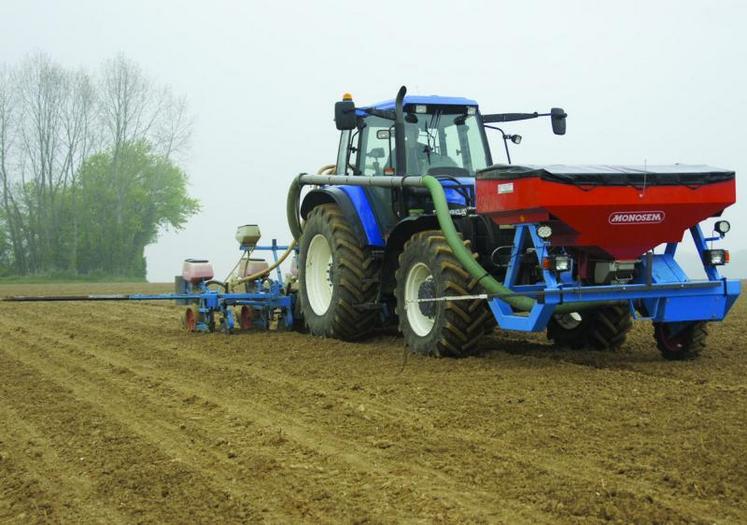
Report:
554,256,571,272
537,224,553,240
705,249,729,266
715,220,731,236
543,255,572,272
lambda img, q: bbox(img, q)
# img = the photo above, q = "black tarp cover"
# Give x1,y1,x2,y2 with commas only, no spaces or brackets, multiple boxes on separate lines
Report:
476,164,735,186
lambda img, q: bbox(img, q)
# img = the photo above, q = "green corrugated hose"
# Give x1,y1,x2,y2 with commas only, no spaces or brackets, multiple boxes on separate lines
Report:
421,175,535,312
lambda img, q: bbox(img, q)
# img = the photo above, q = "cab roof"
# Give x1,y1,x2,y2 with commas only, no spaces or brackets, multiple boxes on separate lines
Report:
360,95,479,111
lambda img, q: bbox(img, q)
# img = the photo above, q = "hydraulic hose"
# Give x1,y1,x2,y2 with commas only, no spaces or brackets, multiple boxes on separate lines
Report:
287,164,336,241
287,174,304,241
230,238,297,288
288,173,603,313
419,175,536,312
234,166,338,290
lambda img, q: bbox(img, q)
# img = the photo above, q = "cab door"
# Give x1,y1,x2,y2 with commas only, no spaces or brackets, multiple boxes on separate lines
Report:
355,118,399,235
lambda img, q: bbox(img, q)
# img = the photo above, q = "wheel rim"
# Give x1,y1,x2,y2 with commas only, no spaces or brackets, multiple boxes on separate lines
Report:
239,306,252,330
184,308,196,332
555,312,582,330
305,234,334,315
405,262,436,336
656,324,687,353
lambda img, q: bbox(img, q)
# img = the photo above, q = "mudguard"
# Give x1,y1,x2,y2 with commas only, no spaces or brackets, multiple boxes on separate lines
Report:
300,187,385,247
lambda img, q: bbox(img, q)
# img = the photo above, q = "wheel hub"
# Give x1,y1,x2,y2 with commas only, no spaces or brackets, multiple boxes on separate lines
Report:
656,323,686,352
417,278,436,317
555,312,582,330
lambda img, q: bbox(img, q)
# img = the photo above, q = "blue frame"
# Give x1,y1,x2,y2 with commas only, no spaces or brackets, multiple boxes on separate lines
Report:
127,241,295,333
488,223,741,332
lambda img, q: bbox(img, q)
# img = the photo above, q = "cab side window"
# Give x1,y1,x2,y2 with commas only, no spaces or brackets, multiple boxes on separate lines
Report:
336,130,350,174
357,117,394,176
443,125,462,166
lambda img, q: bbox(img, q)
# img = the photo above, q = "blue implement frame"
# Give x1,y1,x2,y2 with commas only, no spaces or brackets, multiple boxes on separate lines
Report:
129,241,295,333
487,224,741,332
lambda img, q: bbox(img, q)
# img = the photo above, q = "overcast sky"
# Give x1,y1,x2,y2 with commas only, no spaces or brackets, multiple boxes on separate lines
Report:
2,0,745,281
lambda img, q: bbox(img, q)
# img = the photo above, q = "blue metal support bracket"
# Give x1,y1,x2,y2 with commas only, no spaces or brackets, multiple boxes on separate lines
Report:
486,222,741,333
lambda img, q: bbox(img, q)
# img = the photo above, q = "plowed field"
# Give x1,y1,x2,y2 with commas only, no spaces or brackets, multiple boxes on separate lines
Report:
0,282,745,524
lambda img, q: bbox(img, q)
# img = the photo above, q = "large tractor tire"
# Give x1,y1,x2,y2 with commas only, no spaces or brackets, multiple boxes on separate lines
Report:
654,321,708,360
394,231,493,357
547,304,632,350
298,204,380,340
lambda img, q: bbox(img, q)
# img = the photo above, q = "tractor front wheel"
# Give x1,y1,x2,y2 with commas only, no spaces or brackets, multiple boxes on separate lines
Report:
298,203,380,340
395,231,492,357
654,321,707,360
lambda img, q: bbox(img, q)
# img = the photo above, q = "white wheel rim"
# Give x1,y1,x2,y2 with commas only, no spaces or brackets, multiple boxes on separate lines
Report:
555,312,582,330
306,234,334,315
405,262,436,336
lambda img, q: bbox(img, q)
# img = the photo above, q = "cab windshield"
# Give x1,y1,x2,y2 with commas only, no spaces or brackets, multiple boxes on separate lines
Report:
356,108,489,177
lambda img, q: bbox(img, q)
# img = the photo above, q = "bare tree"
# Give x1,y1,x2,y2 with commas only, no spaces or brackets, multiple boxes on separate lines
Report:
15,54,69,270
59,69,97,270
0,65,27,273
12,55,105,272
99,55,191,158
0,52,194,276
152,90,192,160
60,70,96,186
100,55,153,154
97,55,193,273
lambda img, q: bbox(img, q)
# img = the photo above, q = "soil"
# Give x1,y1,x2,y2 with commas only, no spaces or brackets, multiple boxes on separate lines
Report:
0,282,745,524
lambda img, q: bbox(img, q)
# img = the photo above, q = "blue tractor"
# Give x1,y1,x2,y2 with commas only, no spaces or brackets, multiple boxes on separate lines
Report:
286,86,739,359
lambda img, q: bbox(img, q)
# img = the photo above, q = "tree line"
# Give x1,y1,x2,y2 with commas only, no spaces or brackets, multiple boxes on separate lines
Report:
0,53,199,279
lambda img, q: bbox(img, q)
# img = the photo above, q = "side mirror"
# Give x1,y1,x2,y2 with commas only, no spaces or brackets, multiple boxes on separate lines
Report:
376,129,391,140
334,100,357,130
551,107,567,135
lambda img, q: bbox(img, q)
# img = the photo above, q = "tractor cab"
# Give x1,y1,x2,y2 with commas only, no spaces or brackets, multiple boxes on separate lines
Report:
336,96,492,179
333,94,498,232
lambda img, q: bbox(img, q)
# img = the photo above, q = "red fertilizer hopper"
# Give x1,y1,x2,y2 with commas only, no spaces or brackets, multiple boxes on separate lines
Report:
476,164,736,261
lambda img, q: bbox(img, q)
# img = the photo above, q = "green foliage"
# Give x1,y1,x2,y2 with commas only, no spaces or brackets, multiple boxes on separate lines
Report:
72,142,199,277
0,220,10,276
0,141,199,279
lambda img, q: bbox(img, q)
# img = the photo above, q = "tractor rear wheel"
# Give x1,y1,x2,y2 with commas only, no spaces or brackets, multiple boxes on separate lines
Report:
654,321,707,360
547,304,632,350
298,203,380,340
395,230,492,357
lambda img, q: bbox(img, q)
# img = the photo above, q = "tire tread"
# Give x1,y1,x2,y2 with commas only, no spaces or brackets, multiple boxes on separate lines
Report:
300,204,380,341
395,230,492,357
